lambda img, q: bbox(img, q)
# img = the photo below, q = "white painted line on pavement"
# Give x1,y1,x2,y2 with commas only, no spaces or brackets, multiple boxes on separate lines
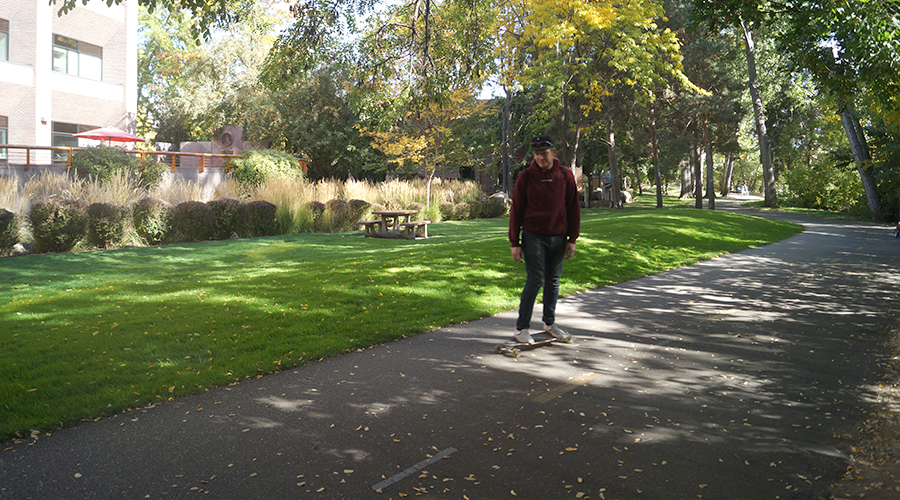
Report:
371,447,458,492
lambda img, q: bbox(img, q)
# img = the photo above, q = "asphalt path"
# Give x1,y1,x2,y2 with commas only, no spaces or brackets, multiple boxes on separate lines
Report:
2,200,899,499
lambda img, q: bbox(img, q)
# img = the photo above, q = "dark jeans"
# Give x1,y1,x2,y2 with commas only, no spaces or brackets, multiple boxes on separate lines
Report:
516,231,567,331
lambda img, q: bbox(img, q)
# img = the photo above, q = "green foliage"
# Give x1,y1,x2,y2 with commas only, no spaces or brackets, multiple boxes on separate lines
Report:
440,202,455,221
138,159,168,189
57,0,251,40
257,64,383,181
229,150,303,188
454,202,471,220
86,203,132,249
481,197,508,218
71,146,142,184
782,162,863,212
0,209,19,255
466,200,483,219
348,199,371,223
324,199,352,232
207,198,246,240
133,197,175,245
137,2,280,143
173,201,214,242
27,199,88,253
305,201,326,232
244,200,278,237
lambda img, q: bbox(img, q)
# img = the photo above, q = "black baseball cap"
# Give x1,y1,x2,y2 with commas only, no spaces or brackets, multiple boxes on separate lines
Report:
531,135,555,150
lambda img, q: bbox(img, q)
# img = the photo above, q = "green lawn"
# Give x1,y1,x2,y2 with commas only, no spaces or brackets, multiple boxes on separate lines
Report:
0,207,802,441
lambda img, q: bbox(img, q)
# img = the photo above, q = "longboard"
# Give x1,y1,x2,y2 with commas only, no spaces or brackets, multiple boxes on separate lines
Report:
495,331,573,357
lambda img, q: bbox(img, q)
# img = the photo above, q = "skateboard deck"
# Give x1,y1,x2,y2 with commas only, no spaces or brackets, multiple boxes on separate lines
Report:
495,331,573,357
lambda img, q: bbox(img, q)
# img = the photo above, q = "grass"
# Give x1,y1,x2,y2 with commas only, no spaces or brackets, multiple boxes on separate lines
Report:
0,206,803,441
740,199,880,222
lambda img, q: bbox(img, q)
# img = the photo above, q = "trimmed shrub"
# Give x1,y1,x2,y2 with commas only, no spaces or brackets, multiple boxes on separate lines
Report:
454,202,471,220
466,200,483,219
348,199,370,223
208,197,246,240
481,197,508,218
133,197,174,245
229,149,303,188
245,200,278,237
0,209,19,255
86,202,131,249
28,199,88,253
138,158,168,189
71,146,142,184
173,201,214,242
439,202,455,221
306,201,326,232
324,199,352,232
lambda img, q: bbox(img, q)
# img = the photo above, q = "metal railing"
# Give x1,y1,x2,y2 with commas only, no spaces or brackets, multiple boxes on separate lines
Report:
0,144,243,173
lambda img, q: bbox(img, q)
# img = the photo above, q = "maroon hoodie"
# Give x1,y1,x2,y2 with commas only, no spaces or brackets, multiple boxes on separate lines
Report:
509,158,581,247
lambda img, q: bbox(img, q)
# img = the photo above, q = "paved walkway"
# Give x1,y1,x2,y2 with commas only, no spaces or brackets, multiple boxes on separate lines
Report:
2,199,899,499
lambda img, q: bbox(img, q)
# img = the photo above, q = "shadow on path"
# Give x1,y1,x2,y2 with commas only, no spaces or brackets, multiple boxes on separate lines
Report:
1,198,898,499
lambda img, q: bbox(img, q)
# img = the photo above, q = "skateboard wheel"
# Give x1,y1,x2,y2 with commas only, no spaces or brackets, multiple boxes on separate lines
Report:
494,345,503,354
509,348,519,358
563,335,574,344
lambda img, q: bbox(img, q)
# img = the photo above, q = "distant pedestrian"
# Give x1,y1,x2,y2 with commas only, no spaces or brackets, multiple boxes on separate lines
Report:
508,135,581,343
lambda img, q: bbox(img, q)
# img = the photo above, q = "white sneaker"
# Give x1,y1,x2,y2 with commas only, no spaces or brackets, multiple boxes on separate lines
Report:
544,323,568,339
514,329,534,343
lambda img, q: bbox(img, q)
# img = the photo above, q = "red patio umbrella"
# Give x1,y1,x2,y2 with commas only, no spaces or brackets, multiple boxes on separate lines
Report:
73,126,145,144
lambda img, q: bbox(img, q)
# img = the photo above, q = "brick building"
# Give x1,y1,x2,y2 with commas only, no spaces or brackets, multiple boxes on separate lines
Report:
0,0,137,158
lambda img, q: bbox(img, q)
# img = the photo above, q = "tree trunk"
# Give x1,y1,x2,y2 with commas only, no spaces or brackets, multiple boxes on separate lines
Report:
572,125,588,208
721,154,734,196
703,114,715,210
424,156,434,208
694,142,703,209
679,159,692,198
607,115,622,209
501,89,511,194
839,101,882,218
651,103,663,208
740,18,778,207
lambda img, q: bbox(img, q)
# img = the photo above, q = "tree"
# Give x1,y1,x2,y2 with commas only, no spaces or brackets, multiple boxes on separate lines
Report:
691,1,781,207
53,0,248,39
499,0,698,208
779,0,900,219
739,18,778,206
694,0,900,219
346,0,498,190
265,64,385,181
138,3,282,144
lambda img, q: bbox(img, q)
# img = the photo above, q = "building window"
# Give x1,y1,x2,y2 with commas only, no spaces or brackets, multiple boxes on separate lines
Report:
52,34,102,80
1,19,8,62
51,122,99,160
0,116,7,160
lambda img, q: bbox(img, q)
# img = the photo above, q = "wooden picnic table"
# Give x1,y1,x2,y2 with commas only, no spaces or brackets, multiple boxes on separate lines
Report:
372,210,419,232
360,210,430,239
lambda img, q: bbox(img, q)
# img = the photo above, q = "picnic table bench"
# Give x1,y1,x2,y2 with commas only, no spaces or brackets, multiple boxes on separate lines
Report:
360,210,430,239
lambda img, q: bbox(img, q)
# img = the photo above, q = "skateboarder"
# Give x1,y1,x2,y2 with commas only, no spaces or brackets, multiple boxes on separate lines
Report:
509,134,581,344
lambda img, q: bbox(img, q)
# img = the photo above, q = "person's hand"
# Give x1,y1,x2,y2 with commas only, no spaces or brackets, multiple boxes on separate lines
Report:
565,242,576,260
511,246,523,264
